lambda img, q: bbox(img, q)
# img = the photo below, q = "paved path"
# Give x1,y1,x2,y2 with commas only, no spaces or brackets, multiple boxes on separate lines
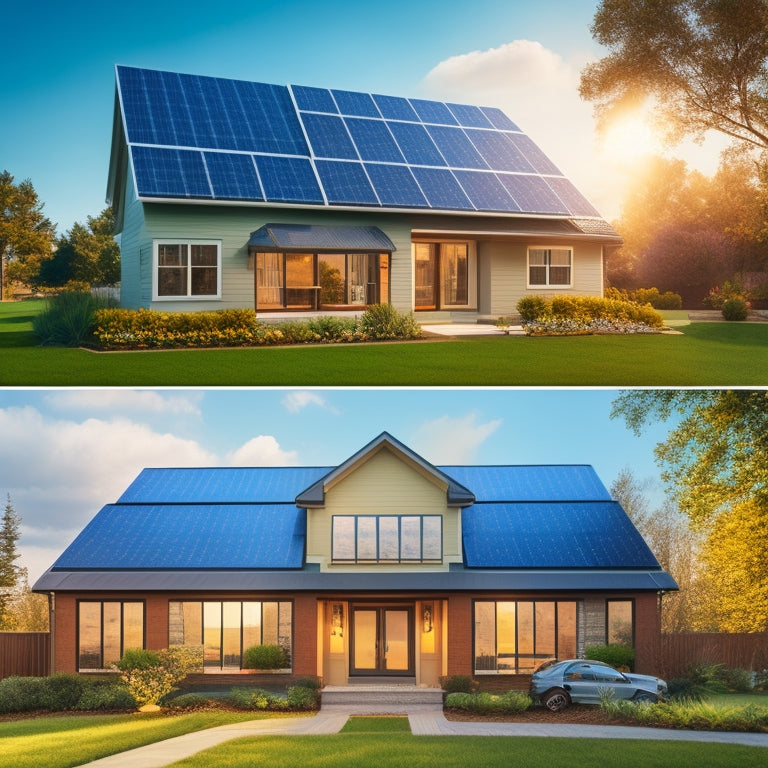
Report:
76,706,768,767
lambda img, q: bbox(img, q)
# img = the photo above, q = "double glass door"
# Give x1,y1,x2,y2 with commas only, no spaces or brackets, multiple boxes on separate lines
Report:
351,605,414,676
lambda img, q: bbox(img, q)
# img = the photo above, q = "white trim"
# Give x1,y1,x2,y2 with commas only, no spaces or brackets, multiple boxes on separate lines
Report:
527,245,574,289
152,238,222,301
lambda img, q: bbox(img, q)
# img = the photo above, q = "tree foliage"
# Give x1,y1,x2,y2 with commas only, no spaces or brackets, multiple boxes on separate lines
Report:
38,208,120,288
611,390,768,631
581,0,768,149
0,171,55,298
0,495,22,629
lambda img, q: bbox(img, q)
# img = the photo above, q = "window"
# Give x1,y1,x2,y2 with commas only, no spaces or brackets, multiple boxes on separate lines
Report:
332,515,442,563
78,601,144,670
414,242,471,310
154,240,221,299
528,247,572,287
168,600,292,671
607,599,634,645
474,600,577,674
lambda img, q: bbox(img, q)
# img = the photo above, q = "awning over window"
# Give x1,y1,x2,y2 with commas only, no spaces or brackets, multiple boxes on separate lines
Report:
248,223,396,252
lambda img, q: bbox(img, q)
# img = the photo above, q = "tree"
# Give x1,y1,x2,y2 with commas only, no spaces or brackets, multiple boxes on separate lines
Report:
610,468,704,632
38,208,120,288
0,171,56,298
611,390,768,631
580,0,768,150
0,494,22,628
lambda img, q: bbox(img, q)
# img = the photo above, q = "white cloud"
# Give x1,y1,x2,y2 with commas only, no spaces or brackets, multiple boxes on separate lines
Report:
47,389,203,416
410,413,502,464
226,435,299,466
282,391,336,414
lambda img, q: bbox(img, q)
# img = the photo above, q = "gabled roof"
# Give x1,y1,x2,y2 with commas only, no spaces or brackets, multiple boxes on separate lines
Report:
295,431,475,507
108,65,606,221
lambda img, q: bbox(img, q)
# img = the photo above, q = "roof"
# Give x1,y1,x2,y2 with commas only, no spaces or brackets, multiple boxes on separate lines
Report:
247,223,396,252
109,65,605,220
34,434,674,593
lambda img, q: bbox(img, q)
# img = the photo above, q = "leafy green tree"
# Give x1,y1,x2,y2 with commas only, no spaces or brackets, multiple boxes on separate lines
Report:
611,390,768,631
580,0,768,150
0,171,56,298
39,208,120,288
0,495,22,629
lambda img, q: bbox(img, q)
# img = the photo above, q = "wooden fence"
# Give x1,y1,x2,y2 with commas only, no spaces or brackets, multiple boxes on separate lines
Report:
0,632,50,680
658,632,768,680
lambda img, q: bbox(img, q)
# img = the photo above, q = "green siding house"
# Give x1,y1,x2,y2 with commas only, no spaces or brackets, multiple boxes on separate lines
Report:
107,66,621,320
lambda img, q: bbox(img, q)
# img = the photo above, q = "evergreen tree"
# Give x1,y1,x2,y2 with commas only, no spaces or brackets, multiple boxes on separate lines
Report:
0,494,22,628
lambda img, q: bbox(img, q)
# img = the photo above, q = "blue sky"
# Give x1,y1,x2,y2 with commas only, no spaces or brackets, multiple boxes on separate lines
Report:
0,387,676,582
2,0,726,233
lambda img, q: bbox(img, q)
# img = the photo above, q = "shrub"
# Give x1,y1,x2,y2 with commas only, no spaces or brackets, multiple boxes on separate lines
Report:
631,287,683,310
440,675,478,694
584,643,635,671
227,687,279,710
114,646,202,706
0,676,47,714
722,296,749,321
163,693,213,710
286,684,320,710
444,690,531,714
516,295,549,322
75,682,136,711
32,291,115,347
359,303,422,340
40,673,86,710
242,644,289,670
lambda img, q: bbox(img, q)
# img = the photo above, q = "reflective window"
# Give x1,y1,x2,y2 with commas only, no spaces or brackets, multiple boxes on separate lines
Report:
332,515,443,563
78,601,144,671
528,247,572,287
155,240,221,299
607,600,634,645
474,600,578,674
169,601,292,671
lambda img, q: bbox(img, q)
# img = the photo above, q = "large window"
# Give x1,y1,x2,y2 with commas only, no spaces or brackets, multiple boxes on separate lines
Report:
168,600,292,670
78,601,144,670
332,515,442,563
414,242,470,310
154,240,221,299
474,601,577,674
607,599,634,645
528,247,572,288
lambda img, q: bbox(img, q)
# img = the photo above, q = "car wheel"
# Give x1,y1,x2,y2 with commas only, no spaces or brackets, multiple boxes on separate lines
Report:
633,692,656,703
543,688,570,712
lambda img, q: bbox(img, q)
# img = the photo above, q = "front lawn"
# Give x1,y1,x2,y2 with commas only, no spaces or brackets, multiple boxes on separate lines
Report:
0,711,288,768
2,300,768,385
165,733,766,768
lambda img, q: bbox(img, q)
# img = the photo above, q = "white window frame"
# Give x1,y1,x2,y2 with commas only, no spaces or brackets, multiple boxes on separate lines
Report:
527,246,573,289
153,239,222,300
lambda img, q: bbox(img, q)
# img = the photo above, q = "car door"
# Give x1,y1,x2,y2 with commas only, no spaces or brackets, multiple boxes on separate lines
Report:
562,662,601,704
589,664,635,701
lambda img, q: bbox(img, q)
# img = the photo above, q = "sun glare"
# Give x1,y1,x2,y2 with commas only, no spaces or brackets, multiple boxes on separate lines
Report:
599,110,663,167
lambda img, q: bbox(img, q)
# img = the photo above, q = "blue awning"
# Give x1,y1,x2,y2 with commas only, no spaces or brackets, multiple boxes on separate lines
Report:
248,223,396,252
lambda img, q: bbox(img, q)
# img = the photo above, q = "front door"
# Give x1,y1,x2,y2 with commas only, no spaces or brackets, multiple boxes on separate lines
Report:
350,605,414,676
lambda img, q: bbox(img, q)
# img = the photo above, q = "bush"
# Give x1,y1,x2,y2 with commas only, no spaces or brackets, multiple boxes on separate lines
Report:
242,644,289,670
0,676,47,714
32,291,115,347
440,675,478,694
444,690,531,714
163,693,213,710
516,295,550,322
631,287,683,310
671,663,754,697
359,303,421,340
286,684,320,710
41,673,86,710
722,297,749,321
0,675,135,714
75,682,136,711
114,646,202,706
584,643,635,671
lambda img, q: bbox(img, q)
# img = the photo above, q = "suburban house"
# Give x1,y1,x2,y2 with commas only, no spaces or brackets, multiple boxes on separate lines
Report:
106,66,621,321
33,432,676,687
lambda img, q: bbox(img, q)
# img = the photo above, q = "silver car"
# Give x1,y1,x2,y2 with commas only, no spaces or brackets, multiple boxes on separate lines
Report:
529,659,668,711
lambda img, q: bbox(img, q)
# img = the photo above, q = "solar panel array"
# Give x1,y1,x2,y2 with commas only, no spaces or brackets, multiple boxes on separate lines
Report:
117,66,601,217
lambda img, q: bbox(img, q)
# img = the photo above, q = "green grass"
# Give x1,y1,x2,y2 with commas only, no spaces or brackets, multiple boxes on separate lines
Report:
165,733,766,768
708,693,768,707
0,710,281,768
2,300,768,385
340,716,411,733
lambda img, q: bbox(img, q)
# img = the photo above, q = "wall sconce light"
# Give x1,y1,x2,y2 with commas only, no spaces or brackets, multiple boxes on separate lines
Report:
331,603,344,637
422,603,433,633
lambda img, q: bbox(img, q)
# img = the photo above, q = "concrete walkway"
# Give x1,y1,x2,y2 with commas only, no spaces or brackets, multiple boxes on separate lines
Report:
76,704,768,767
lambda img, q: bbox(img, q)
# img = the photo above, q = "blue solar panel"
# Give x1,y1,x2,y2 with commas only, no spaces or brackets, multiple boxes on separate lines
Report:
447,103,494,129
426,125,489,169
254,155,324,203
411,167,474,210
409,98,459,125
332,89,380,117
508,133,561,175
546,177,602,217
454,170,520,212
53,504,306,570
204,152,263,200
315,160,379,205
498,174,570,215
345,118,405,163
387,121,446,166
481,106,521,131
372,93,420,121
462,502,660,569
290,84,338,113
365,164,428,207
132,146,211,198
466,130,535,173
302,113,358,159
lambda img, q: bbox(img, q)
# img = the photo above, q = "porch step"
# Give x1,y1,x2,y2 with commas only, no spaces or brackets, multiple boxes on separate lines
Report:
321,685,443,711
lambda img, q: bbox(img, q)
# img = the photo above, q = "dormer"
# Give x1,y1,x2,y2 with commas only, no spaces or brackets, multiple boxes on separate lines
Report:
300,432,474,572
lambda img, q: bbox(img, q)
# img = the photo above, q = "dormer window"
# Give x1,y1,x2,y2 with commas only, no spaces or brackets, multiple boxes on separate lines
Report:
332,515,442,563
